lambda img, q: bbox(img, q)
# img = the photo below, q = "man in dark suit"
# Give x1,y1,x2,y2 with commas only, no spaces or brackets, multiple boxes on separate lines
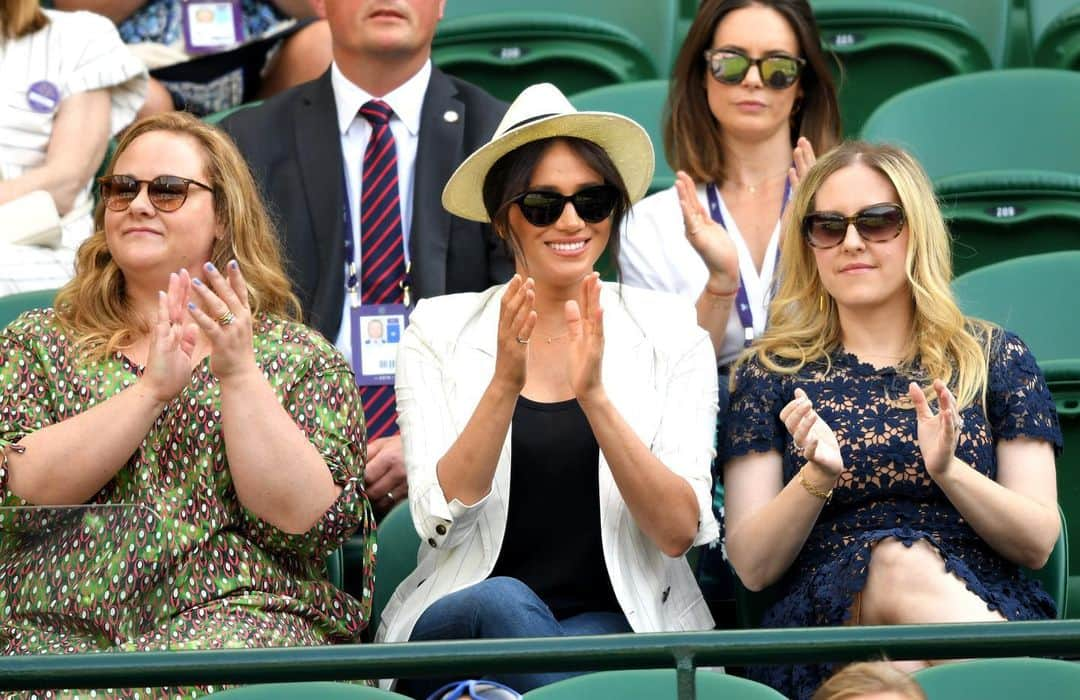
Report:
221,0,512,516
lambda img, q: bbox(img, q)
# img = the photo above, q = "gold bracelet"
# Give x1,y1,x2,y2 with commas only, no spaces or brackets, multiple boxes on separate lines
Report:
798,465,833,501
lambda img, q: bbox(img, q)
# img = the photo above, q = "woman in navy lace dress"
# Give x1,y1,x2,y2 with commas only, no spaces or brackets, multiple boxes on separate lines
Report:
719,142,1062,699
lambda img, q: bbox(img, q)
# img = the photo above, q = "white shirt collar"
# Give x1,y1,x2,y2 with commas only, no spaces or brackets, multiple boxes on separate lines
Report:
330,60,431,137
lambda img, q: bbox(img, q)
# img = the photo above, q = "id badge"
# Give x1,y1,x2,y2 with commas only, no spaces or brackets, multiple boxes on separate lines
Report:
181,0,245,54
351,303,408,386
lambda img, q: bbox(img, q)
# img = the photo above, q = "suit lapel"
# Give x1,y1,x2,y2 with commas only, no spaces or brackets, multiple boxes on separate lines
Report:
410,69,462,300
294,72,347,316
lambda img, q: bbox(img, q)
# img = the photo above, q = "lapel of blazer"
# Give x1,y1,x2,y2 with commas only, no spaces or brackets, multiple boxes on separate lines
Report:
294,72,347,312
410,68,462,300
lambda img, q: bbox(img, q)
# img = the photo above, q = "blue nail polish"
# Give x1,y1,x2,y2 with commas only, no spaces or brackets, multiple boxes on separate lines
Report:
228,260,239,270
192,278,202,286
187,302,196,310
205,262,216,273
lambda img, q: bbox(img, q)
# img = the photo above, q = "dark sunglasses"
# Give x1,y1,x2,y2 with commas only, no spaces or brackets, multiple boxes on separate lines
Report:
704,48,805,89
429,679,521,700
509,184,619,227
98,174,214,213
802,203,906,249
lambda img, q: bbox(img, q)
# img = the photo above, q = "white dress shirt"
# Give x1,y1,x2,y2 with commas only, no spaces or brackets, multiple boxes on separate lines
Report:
619,183,781,366
377,282,719,660
330,60,431,359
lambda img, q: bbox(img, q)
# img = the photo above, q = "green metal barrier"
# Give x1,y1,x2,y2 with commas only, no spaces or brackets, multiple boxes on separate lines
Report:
2,622,1080,697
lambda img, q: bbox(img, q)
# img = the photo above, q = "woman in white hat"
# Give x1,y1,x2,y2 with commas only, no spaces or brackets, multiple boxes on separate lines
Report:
377,83,720,695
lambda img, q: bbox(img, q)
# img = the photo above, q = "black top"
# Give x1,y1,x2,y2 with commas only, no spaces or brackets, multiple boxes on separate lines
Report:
490,396,621,620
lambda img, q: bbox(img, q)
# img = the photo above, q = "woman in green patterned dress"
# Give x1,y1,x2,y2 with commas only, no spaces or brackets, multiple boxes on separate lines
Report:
0,112,374,692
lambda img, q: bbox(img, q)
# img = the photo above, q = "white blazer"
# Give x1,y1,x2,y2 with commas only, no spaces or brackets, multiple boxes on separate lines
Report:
376,282,720,646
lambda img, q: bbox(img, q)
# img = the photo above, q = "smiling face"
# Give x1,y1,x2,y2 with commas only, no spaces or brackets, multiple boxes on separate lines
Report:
810,162,911,313
104,130,221,283
505,140,612,289
705,3,803,142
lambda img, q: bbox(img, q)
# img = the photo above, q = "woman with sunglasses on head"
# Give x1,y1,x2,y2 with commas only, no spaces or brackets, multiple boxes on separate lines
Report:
0,113,373,685
720,142,1060,698
377,83,719,696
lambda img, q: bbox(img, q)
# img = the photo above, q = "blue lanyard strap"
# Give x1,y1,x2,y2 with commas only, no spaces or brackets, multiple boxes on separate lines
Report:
704,179,790,346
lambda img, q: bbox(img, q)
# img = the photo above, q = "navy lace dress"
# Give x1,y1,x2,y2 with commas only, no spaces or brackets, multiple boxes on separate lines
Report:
720,329,1062,699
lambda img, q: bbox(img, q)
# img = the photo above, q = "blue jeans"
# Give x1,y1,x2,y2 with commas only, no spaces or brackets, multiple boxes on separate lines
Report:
396,577,632,698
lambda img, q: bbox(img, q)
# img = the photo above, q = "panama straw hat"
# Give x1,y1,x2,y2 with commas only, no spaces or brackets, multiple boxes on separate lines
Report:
441,82,655,223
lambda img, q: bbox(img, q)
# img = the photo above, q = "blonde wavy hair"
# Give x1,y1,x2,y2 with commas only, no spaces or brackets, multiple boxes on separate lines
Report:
55,112,301,362
812,661,927,700
740,141,993,410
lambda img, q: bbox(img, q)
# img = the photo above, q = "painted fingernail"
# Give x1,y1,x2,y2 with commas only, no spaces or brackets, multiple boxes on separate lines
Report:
187,302,196,310
205,262,216,273
192,278,203,286
229,260,238,270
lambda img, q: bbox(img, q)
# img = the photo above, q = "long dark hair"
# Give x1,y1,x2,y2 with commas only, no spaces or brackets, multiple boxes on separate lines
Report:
666,0,842,183
482,136,632,281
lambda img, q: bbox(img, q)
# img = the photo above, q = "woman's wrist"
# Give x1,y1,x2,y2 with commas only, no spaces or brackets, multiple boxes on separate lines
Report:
703,273,740,299
798,463,835,501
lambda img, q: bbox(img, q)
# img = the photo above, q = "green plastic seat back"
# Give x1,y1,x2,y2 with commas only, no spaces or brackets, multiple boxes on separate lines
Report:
904,0,1019,66
370,503,420,638
1032,0,1080,69
209,682,409,698
521,669,787,699
915,657,1080,698
433,2,678,101
570,80,673,194
809,0,993,135
952,251,1080,364
1043,361,1080,617
1023,505,1069,618
0,288,58,329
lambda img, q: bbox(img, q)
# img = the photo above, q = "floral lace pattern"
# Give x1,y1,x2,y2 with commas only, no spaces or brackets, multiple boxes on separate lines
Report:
720,329,1062,699
117,0,285,46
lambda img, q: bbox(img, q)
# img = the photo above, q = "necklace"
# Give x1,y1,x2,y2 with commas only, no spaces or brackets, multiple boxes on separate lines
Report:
725,169,790,194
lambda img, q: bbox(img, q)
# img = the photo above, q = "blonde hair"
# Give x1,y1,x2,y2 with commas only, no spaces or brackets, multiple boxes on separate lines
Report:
812,661,927,700
1,0,48,38
739,141,993,410
55,112,301,362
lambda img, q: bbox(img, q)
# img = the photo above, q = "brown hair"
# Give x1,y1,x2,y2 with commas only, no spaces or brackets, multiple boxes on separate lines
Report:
55,112,301,362
666,0,841,183
738,141,994,411
813,661,927,700
482,136,632,281
1,0,48,39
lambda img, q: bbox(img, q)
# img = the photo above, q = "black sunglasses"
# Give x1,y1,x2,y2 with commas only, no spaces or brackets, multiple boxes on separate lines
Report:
704,48,805,89
98,174,214,213
802,203,906,249
509,184,619,227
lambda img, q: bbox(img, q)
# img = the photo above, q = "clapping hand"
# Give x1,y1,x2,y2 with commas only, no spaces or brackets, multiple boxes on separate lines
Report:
143,270,199,403
674,171,739,293
780,388,843,477
186,260,258,381
565,272,605,404
493,274,536,392
909,380,963,479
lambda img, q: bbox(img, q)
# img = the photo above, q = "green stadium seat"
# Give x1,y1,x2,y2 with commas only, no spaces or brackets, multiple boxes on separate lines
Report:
521,669,787,699
432,2,678,102
1032,0,1080,69
904,0,1029,67
210,682,409,698
808,0,994,135
368,503,420,640
861,69,1080,275
914,657,1080,698
570,80,673,194
1043,361,1080,618
0,288,57,329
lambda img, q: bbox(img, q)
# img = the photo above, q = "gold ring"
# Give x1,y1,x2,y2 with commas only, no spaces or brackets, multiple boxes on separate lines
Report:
216,310,236,327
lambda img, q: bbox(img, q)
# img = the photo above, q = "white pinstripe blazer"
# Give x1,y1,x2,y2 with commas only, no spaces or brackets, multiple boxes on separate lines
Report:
376,282,720,645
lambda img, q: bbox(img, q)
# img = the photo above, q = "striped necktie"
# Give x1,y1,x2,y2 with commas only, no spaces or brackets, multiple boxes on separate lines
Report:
358,99,405,440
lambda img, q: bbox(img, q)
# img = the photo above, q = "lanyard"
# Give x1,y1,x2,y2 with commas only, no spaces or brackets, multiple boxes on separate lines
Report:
341,169,413,308
704,179,790,346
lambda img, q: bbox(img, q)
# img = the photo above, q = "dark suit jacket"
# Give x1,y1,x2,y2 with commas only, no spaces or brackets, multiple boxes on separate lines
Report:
220,67,513,340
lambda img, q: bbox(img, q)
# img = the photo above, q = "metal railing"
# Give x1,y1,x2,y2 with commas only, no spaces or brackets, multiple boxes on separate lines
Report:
2,621,1080,697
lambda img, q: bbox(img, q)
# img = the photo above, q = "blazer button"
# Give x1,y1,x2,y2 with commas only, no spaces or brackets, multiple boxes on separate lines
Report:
436,524,447,535
428,538,437,548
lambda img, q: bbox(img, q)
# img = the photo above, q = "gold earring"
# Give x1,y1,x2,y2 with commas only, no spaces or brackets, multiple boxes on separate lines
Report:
819,294,825,312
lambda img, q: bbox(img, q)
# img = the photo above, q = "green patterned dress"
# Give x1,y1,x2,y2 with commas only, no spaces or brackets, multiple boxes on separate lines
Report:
0,310,374,698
